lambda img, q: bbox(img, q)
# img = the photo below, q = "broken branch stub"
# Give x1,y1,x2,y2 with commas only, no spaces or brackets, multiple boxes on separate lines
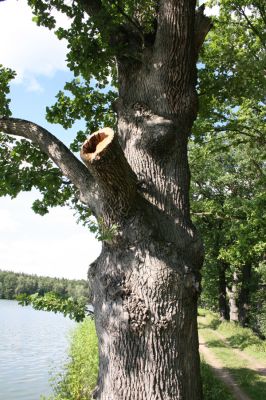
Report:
80,128,114,162
80,128,137,220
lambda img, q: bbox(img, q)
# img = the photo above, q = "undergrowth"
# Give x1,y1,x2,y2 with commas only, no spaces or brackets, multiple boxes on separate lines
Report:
198,308,266,361
42,318,98,400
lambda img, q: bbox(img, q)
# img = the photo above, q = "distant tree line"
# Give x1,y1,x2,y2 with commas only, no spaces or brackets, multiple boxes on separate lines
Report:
0,269,90,302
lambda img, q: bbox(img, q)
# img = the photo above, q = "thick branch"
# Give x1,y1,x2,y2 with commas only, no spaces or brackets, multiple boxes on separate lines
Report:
194,5,213,56
80,127,138,220
151,0,198,116
155,0,196,63
0,117,99,212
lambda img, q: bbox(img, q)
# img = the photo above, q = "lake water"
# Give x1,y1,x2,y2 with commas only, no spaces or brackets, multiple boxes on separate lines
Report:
0,299,76,400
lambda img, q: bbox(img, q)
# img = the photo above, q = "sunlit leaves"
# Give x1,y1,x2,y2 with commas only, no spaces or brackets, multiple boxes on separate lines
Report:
195,0,266,142
46,78,117,151
192,1,265,271
0,135,74,213
190,2,265,314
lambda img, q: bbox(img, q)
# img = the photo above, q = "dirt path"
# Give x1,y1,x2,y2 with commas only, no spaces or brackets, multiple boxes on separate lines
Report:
210,330,266,377
199,335,252,400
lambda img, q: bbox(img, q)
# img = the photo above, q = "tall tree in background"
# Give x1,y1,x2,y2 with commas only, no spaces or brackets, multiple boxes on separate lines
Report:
190,0,265,329
0,1,213,399
190,137,265,326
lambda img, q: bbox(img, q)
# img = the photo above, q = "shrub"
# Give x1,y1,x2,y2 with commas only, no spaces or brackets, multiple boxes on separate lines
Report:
44,318,98,400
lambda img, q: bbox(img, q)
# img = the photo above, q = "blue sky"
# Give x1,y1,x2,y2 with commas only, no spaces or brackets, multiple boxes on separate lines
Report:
0,0,101,279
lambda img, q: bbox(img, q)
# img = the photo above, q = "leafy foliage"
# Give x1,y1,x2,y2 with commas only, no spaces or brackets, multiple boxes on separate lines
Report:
46,78,117,152
0,0,158,227
191,0,265,332
0,130,78,213
27,0,157,81
17,292,88,322
196,0,265,140
190,126,265,316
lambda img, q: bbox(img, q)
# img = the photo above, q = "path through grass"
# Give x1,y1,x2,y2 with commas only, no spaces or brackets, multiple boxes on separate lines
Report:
198,309,266,400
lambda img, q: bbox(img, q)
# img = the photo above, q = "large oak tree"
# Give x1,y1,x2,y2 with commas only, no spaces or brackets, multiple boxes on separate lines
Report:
0,1,213,399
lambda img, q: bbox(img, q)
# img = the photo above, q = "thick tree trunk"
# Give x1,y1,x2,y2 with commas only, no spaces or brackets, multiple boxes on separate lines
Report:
90,201,203,400
85,54,204,396
218,261,229,321
83,1,209,391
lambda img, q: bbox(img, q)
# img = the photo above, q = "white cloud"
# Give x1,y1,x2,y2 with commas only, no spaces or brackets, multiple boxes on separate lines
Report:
199,1,220,17
26,77,44,93
0,209,19,233
0,0,70,89
0,192,101,279
205,5,220,17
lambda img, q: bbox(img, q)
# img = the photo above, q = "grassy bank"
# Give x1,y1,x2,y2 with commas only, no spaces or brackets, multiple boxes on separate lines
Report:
43,317,235,400
42,319,98,400
198,309,266,363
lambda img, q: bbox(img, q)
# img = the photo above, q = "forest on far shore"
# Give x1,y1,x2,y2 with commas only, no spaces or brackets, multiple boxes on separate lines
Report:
0,269,90,302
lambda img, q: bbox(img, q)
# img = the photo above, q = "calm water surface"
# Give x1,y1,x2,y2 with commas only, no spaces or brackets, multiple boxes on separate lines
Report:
0,299,76,400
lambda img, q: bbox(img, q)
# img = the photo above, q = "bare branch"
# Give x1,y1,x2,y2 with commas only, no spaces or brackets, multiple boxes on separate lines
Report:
0,117,100,213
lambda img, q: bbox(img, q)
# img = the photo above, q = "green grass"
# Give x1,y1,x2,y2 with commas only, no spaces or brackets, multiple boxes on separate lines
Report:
201,359,235,400
198,309,266,400
43,316,237,400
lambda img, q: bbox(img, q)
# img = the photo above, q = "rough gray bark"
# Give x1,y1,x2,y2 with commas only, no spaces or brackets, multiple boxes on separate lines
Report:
83,1,208,396
0,1,212,398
